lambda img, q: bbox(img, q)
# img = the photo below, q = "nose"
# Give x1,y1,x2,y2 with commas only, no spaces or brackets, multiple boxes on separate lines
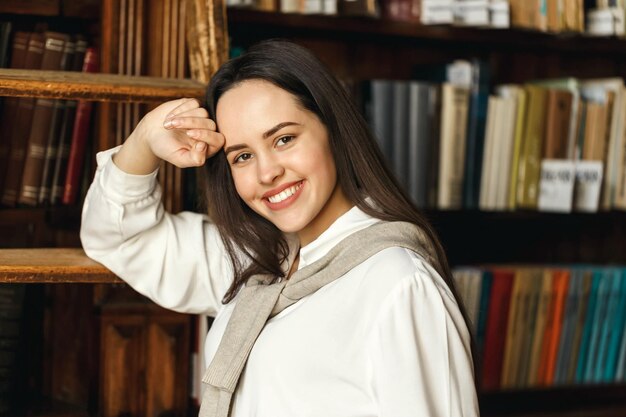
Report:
256,153,284,185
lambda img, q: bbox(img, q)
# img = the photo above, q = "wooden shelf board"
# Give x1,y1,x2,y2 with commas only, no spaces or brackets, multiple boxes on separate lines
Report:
0,248,121,283
479,384,626,416
0,69,206,103
227,8,626,54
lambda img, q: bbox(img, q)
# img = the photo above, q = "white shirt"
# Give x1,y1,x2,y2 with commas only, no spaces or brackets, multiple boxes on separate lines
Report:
81,147,479,417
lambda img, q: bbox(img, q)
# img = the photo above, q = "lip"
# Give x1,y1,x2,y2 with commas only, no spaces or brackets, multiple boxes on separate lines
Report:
262,180,305,211
262,180,303,199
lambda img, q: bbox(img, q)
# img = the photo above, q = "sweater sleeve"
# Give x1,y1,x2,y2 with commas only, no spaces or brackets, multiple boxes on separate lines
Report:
366,259,478,417
80,146,233,316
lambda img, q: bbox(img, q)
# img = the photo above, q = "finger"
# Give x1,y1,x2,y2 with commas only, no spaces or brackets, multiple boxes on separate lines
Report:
186,130,225,155
174,106,209,119
170,144,207,168
165,98,201,119
164,116,216,131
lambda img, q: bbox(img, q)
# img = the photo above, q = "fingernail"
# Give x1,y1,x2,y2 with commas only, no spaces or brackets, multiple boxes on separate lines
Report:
163,119,173,128
195,141,206,151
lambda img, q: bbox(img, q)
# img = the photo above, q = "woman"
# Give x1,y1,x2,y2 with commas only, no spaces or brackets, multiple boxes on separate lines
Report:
81,40,478,416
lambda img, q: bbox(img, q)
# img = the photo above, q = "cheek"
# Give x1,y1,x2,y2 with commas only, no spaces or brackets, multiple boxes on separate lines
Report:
231,168,257,202
304,142,337,187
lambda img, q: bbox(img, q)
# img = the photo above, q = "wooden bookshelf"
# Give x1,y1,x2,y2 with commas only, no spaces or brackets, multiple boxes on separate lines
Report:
3,2,626,417
0,69,206,102
0,248,120,283
227,8,626,55
225,8,626,417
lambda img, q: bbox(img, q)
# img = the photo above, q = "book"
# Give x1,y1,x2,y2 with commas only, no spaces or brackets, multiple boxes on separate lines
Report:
575,269,603,383
543,89,574,159
554,269,581,384
516,269,543,387
526,269,553,386
566,269,593,383
517,85,548,209
594,269,624,382
61,47,99,206
479,96,499,210
603,269,626,382
392,81,410,188
580,79,624,210
0,31,29,194
481,269,513,391
583,268,612,382
501,269,526,388
462,60,490,210
18,31,70,206
38,37,77,205
1,32,45,206
497,85,527,211
438,82,470,209
50,37,87,205
407,82,435,207
369,80,394,164
539,269,569,385
0,22,11,68
475,269,493,352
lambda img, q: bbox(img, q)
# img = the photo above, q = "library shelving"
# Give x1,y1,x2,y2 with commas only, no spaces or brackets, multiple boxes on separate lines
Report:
2,1,626,416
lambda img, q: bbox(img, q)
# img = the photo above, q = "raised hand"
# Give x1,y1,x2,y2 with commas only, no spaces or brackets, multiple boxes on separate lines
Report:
113,98,225,175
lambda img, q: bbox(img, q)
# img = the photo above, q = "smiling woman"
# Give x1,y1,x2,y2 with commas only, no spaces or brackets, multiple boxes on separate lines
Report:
80,40,479,417
217,79,352,246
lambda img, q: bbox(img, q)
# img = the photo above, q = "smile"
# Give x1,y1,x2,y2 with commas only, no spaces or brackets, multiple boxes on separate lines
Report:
268,182,303,203
263,180,305,210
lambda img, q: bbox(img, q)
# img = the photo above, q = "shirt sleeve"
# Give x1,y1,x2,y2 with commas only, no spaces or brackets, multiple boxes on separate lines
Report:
80,146,233,316
366,259,478,417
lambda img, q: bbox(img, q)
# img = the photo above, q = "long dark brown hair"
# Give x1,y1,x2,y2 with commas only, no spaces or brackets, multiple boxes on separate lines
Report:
203,40,476,373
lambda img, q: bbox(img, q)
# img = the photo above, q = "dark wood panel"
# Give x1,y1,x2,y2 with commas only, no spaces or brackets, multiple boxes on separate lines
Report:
146,317,191,417
100,315,146,417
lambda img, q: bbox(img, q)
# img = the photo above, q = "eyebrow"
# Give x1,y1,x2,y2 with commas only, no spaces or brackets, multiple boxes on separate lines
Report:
223,121,301,156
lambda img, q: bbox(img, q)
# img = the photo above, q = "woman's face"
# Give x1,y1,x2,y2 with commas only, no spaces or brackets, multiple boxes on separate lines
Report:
216,79,352,246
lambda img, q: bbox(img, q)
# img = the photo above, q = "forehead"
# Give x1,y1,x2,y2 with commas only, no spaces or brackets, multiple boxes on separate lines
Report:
216,80,304,143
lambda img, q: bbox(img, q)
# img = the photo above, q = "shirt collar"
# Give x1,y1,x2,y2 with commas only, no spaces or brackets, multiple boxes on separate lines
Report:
298,205,381,270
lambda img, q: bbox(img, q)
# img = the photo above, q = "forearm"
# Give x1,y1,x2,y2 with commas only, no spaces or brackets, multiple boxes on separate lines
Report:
112,126,161,175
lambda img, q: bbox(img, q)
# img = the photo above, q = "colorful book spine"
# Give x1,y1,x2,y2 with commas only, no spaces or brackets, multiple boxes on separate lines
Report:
61,47,98,206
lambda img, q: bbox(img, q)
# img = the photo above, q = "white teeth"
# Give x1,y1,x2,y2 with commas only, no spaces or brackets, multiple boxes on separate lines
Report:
268,183,302,204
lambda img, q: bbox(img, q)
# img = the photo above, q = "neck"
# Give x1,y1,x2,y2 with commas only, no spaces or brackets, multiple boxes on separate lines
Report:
297,186,353,247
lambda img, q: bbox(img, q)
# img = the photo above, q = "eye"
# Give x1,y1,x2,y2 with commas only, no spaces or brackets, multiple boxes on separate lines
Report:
276,135,295,147
233,152,253,164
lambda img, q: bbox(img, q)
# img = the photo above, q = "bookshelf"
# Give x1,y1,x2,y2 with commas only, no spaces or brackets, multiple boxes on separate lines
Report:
225,6,626,417
0,1,225,415
1,2,626,417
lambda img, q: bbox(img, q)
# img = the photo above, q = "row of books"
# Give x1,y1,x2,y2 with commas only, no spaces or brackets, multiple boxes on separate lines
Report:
0,27,98,208
227,0,626,36
362,60,626,212
453,266,626,390
227,0,511,27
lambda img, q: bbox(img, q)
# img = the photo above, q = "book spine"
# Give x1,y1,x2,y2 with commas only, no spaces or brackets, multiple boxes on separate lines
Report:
18,32,69,206
462,60,489,209
1,33,45,206
62,47,98,206
38,38,76,205
0,31,30,193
